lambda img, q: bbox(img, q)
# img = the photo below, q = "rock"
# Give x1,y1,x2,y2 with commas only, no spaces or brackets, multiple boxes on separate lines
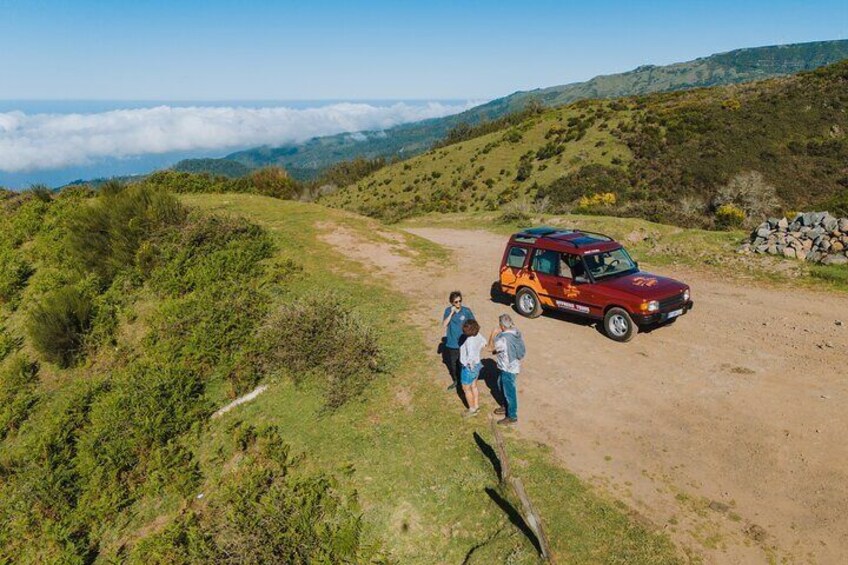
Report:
811,211,825,225
806,251,821,262
783,247,797,259
832,241,845,253
709,501,730,513
823,215,838,232
822,254,848,266
820,239,832,252
802,239,813,251
767,245,778,255
753,236,765,246
738,243,751,253
777,217,789,230
836,320,844,327
756,226,772,238
839,218,848,232
755,244,769,253
801,212,815,226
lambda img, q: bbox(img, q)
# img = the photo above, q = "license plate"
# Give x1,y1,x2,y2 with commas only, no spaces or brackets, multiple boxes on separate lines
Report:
667,308,684,319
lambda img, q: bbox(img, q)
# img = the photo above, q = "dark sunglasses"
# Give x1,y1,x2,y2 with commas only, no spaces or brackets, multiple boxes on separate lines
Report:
452,299,462,304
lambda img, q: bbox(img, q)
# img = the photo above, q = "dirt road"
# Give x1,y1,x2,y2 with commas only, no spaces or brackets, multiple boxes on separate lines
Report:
326,225,848,563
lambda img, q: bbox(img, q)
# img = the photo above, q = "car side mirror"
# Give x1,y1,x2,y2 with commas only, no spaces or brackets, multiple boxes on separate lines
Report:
574,275,589,284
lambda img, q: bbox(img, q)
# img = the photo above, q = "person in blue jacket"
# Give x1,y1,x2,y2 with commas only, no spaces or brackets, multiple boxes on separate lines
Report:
441,290,475,390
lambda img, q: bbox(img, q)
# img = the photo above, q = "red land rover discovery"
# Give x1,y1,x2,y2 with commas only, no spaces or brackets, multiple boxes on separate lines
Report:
498,226,693,341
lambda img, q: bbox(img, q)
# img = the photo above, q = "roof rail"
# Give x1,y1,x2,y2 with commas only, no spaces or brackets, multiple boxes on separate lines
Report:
517,226,561,237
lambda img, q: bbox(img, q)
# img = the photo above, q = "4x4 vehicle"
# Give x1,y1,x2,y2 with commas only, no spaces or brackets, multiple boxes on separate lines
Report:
498,227,693,341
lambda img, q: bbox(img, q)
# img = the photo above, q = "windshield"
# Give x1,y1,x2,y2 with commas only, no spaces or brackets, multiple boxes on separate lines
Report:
584,248,637,280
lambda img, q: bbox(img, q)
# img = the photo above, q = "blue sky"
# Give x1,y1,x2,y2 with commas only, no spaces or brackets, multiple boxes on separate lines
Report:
1,0,846,100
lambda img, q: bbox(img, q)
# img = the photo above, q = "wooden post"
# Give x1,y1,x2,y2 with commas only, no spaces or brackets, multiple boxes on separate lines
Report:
489,415,511,485
489,415,554,563
510,476,554,563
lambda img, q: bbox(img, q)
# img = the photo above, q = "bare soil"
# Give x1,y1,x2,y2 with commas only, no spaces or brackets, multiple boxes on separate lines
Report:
323,224,848,564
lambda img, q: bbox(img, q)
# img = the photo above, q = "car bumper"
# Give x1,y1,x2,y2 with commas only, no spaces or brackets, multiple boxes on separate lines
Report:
633,300,694,325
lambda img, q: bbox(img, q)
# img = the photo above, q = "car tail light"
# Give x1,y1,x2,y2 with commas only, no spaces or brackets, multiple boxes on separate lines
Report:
683,289,690,302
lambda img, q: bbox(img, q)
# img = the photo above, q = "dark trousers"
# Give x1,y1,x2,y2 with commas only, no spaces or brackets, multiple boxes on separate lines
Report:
443,347,460,385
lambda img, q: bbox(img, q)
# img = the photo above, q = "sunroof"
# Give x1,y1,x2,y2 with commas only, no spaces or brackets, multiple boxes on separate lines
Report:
570,236,604,246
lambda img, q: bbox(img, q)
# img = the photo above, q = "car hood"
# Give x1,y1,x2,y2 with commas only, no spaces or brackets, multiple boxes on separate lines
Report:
596,272,687,299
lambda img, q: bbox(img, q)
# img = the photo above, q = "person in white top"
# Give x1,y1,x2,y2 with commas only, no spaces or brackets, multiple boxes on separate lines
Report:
459,319,487,417
489,313,525,425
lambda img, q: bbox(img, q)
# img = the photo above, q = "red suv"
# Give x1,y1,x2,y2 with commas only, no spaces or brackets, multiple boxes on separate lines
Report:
498,227,693,341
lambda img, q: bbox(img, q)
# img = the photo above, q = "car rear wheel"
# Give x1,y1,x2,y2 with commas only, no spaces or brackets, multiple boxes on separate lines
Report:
515,288,542,318
604,307,636,342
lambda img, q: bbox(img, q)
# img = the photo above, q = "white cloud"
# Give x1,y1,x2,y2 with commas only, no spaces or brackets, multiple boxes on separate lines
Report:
0,101,475,172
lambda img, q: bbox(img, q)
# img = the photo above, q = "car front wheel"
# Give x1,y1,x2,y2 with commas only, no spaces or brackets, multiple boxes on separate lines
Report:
604,307,636,342
515,288,542,318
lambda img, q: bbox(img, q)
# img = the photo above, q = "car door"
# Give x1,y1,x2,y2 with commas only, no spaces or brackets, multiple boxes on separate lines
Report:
552,253,597,317
528,248,561,308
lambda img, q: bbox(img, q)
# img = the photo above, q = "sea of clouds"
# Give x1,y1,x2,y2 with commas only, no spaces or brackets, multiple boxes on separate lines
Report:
0,101,472,173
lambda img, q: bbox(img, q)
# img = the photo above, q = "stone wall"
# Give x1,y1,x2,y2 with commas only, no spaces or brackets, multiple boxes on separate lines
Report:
739,212,848,265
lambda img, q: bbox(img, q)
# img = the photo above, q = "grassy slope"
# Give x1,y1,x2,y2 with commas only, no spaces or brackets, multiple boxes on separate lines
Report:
323,101,631,216
213,40,848,177
178,194,680,563
324,60,848,224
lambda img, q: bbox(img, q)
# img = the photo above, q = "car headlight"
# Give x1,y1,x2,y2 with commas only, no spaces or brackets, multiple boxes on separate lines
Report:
683,289,690,302
641,300,659,312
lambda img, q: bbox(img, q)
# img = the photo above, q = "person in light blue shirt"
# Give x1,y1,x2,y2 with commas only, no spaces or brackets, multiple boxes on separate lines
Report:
442,290,475,390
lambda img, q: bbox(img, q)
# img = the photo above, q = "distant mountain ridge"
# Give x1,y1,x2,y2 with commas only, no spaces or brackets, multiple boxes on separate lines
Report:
180,39,848,179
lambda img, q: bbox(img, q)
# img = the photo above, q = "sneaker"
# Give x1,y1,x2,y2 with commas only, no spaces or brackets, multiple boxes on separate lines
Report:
493,406,506,415
497,417,517,426
462,408,479,418
446,382,457,391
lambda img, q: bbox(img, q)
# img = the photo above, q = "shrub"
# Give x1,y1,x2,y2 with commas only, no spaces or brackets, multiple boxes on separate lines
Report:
576,192,617,212
74,361,206,520
260,293,381,409
65,183,186,284
27,286,94,367
539,164,630,212
0,354,39,439
497,199,533,224
0,325,21,361
713,171,781,226
515,156,533,182
0,248,34,305
129,428,372,564
242,167,300,199
715,203,747,229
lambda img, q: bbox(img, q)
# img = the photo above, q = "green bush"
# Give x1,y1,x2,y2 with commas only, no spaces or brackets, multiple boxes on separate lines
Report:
0,354,39,439
65,183,186,284
0,324,21,361
129,428,372,564
74,361,207,520
27,286,94,367
0,247,34,305
538,164,630,212
260,293,381,409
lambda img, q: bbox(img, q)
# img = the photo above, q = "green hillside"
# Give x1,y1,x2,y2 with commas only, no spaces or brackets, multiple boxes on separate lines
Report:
323,60,848,227
0,186,680,563
186,39,848,179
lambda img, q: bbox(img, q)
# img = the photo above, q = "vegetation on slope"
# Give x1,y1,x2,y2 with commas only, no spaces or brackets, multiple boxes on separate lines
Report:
324,60,848,228
184,39,848,179
0,182,681,563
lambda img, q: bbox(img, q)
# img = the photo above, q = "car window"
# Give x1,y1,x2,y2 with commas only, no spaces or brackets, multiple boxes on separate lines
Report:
585,248,637,280
506,246,528,268
559,253,578,279
531,249,559,275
